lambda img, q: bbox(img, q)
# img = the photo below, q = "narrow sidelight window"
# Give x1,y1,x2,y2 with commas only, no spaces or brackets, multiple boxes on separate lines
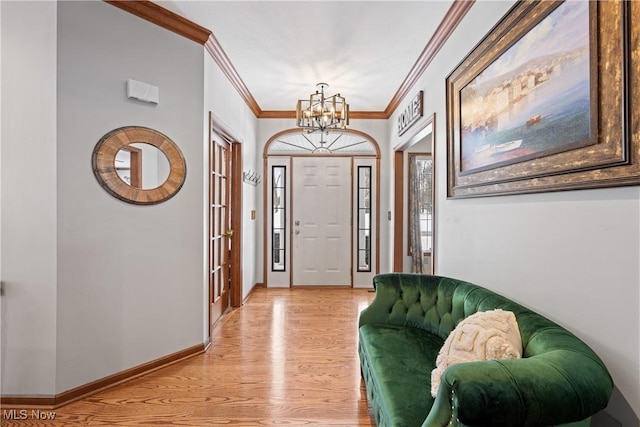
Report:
357,166,372,272
272,166,286,271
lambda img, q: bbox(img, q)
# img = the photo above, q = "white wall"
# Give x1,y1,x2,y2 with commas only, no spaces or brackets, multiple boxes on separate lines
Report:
388,0,640,422
55,1,204,393
0,1,58,396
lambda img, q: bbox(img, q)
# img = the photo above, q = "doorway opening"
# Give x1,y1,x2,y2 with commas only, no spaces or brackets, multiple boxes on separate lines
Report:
393,114,436,274
263,129,380,288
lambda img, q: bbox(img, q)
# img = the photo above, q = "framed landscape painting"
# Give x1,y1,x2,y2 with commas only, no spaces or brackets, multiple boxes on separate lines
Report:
446,0,638,198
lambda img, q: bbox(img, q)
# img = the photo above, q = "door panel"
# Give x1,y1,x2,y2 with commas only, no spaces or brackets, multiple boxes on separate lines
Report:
210,136,231,332
292,157,351,286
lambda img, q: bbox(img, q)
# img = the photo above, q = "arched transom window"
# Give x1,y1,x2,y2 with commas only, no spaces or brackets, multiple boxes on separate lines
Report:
267,130,378,156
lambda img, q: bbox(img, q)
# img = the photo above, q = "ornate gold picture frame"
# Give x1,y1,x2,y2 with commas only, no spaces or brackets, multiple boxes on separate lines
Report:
447,0,638,198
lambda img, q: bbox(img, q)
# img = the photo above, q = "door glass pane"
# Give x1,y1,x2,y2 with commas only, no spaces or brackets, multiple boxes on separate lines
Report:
272,166,286,271
357,166,371,272
358,248,370,270
220,146,226,177
358,209,369,228
220,176,226,207
273,188,286,211
358,189,370,208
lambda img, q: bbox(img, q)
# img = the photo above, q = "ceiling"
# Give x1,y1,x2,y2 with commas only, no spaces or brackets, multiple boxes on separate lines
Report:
154,1,455,113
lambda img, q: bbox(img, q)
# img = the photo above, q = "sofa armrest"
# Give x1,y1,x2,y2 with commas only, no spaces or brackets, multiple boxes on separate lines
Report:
423,354,613,427
358,273,406,328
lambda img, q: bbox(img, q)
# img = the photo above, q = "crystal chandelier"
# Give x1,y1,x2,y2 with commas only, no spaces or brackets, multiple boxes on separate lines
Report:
296,83,349,133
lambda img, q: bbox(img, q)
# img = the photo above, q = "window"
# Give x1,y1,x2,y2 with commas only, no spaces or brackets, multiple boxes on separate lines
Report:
408,154,433,273
272,166,286,271
357,166,372,272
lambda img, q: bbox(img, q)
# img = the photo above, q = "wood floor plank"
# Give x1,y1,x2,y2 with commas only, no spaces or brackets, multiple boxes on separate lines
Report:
2,288,375,426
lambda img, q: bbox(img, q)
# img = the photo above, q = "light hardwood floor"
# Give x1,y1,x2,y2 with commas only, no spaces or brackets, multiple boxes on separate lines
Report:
3,287,376,426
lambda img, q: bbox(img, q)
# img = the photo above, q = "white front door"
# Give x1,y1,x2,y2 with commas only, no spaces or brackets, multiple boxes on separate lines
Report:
292,157,351,286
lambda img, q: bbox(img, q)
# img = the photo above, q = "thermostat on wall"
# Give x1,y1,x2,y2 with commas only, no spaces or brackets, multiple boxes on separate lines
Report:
127,78,159,105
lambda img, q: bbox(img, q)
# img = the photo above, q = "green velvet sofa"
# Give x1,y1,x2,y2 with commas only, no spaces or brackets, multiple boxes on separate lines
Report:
358,273,613,427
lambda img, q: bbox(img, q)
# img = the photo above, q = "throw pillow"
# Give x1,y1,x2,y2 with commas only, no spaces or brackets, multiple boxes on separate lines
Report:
430,308,522,397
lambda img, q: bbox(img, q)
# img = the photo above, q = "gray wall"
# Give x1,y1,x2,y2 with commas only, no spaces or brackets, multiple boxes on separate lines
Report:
55,1,204,393
387,1,640,423
1,1,58,395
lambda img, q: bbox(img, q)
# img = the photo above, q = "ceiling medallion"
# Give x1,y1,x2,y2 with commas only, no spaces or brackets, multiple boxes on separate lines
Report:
295,83,349,134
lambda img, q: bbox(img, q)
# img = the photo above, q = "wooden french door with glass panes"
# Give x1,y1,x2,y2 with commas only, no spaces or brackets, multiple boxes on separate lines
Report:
209,130,231,333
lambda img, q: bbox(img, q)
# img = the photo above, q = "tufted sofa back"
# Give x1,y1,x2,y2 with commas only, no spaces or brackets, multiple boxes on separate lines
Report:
359,272,609,366
360,274,502,338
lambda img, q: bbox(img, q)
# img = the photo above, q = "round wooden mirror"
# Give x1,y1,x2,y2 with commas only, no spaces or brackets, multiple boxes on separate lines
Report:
92,126,186,205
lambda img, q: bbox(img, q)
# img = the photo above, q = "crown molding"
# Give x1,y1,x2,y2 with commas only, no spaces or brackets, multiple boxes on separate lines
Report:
385,0,475,117
350,111,389,120
107,0,474,120
257,110,387,120
257,110,295,119
105,0,211,45
205,35,263,117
